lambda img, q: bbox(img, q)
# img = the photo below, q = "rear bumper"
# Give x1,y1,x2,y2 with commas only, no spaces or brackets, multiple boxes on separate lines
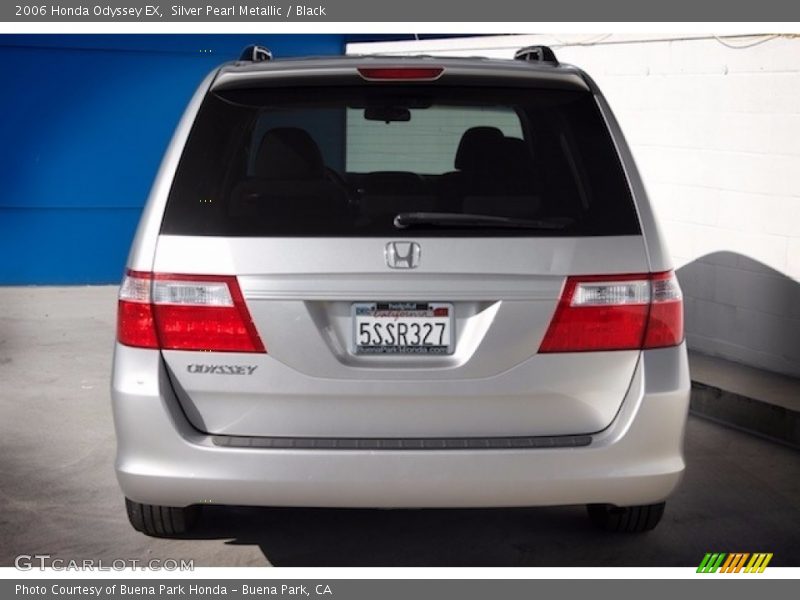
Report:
111,343,690,508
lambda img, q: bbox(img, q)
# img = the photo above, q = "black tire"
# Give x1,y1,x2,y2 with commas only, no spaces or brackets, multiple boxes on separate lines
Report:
586,502,665,533
125,498,200,537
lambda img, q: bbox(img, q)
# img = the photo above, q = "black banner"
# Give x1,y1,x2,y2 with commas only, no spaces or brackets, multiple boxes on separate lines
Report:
4,0,800,22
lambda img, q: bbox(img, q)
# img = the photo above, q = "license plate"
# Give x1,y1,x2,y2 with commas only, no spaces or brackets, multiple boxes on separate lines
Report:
352,302,454,355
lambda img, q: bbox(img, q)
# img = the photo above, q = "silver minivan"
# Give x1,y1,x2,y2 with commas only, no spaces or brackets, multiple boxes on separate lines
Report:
112,46,690,537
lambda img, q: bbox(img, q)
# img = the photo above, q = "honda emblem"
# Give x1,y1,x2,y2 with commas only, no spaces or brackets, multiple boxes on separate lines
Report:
385,241,421,269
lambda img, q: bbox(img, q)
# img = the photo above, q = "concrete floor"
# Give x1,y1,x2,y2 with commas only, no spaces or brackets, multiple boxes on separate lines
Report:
1,286,799,567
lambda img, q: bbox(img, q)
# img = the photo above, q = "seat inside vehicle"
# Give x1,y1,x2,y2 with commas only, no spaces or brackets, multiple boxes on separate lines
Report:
358,171,437,217
431,126,541,217
230,127,349,217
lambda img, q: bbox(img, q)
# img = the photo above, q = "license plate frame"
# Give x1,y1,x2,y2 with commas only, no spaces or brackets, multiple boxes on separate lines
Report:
352,302,455,355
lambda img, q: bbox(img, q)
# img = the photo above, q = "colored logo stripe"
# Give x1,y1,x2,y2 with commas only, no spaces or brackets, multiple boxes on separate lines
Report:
697,553,773,573
697,553,726,573
720,553,749,573
745,553,773,573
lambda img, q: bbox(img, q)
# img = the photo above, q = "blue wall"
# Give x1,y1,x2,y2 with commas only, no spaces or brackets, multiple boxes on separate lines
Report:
0,34,347,284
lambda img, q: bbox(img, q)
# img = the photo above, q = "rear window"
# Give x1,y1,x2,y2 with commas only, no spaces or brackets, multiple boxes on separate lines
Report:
161,85,640,237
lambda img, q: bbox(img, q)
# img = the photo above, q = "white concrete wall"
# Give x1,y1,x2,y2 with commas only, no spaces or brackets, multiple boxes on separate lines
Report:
348,34,800,377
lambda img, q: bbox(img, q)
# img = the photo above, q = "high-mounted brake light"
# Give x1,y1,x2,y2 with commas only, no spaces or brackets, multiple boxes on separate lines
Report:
357,67,444,81
117,270,265,353
539,271,683,353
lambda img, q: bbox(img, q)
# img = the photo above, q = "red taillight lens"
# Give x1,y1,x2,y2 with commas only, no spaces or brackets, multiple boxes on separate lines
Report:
117,270,158,348
357,67,444,81
539,271,683,353
117,270,265,353
117,298,158,348
643,271,684,349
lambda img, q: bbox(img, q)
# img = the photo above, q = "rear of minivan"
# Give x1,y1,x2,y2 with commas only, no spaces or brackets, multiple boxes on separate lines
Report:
111,51,690,537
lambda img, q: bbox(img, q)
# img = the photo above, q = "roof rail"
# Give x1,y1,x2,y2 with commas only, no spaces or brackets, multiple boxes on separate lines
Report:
239,45,273,62
514,45,558,65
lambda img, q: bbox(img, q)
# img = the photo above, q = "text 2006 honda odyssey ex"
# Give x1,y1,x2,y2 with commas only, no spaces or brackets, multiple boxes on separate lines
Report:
112,46,690,537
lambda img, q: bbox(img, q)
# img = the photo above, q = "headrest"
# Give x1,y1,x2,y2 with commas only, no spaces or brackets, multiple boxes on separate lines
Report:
497,137,534,173
254,127,324,180
454,126,505,171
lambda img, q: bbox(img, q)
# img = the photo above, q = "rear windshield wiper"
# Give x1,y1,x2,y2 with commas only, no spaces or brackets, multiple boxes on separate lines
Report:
393,212,571,231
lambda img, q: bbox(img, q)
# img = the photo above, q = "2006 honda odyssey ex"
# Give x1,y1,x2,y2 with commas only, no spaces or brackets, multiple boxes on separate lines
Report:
112,45,690,536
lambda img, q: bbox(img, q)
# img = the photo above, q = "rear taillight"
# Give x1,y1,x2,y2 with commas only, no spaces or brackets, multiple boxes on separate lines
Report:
118,271,158,349
539,271,683,353
642,271,684,349
117,270,265,353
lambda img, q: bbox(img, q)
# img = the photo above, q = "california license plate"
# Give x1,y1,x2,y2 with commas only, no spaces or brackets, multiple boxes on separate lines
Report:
352,302,454,355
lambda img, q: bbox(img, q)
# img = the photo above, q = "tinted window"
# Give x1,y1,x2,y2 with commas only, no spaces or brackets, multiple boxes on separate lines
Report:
347,105,523,174
161,86,640,237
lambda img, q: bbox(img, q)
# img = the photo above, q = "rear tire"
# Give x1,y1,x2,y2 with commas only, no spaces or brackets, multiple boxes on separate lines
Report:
586,502,665,533
125,498,200,537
